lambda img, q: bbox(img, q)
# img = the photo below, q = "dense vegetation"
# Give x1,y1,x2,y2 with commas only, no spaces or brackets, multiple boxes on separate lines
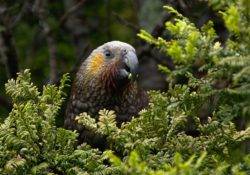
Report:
0,0,250,174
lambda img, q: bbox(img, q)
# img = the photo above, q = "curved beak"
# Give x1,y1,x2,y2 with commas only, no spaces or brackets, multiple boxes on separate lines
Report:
123,51,139,79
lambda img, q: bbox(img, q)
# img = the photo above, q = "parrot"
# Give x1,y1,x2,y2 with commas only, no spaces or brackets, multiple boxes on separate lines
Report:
65,41,148,148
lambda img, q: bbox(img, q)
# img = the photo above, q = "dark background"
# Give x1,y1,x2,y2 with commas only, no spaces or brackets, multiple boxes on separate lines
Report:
0,0,228,120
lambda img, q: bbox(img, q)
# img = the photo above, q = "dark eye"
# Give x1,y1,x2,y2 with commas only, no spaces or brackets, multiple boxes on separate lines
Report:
122,49,127,55
104,50,112,58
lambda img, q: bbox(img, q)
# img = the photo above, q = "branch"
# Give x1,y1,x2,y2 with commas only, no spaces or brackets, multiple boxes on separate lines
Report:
0,28,19,79
151,14,171,37
33,0,58,84
137,14,172,64
112,12,140,33
112,10,172,66
10,1,31,29
46,31,58,84
0,4,20,79
59,0,86,27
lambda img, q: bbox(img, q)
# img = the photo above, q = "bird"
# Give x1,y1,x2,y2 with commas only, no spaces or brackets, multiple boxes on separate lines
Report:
65,41,148,147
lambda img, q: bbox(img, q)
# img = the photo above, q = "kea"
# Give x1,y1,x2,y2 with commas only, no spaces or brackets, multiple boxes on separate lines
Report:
65,41,148,148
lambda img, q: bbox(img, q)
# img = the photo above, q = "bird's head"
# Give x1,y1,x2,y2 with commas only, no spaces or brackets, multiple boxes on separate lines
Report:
84,41,139,89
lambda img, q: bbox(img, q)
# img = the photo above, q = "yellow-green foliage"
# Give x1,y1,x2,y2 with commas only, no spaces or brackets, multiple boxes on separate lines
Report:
0,70,112,174
1,0,250,174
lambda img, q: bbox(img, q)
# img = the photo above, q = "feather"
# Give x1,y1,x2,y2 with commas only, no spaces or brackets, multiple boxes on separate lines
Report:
65,41,148,148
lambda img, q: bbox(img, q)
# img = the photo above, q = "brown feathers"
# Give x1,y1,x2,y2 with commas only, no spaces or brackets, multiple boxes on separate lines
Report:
65,41,148,147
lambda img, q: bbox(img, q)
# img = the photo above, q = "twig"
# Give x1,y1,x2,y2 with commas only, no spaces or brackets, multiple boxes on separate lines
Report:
34,0,87,83
112,9,171,62
112,12,140,32
10,1,30,29
59,0,86,27
152,13,172,37
46,30,58,84
137,14,172,61
178,0,188,10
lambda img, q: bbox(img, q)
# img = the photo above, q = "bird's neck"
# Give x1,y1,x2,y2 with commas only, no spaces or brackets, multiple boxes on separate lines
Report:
98,62,130,92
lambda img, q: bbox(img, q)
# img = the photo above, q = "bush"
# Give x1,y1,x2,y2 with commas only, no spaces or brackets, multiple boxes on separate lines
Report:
1,0,250,174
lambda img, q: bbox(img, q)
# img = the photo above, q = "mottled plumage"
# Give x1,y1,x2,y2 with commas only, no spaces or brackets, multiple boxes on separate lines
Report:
65,41,148,146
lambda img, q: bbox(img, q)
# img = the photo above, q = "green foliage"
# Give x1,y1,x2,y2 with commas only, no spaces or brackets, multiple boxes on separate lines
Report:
105,151,250,175
0,70,112,174
81,0,250,173
1,0,250,174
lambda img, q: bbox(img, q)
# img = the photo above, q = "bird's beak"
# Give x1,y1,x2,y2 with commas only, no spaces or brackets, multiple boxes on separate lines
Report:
123,51,139,80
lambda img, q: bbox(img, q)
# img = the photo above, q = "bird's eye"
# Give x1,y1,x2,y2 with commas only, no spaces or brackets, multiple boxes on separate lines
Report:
104,50,112,58
122,49,127,55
